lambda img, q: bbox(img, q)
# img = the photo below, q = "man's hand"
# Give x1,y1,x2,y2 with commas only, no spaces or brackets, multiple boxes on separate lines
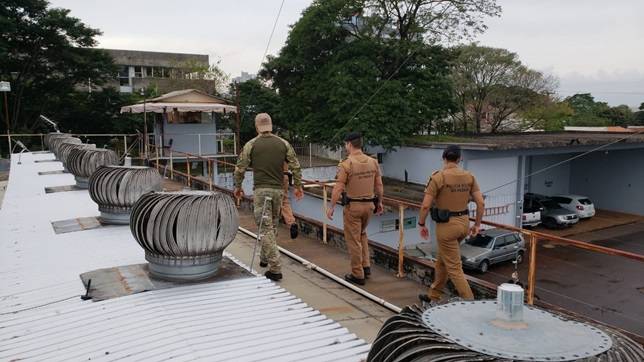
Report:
294,187,304,201
419,225,430,240
376,202,384,215
233,187,244,200
326,207,334,220
469,224,480,237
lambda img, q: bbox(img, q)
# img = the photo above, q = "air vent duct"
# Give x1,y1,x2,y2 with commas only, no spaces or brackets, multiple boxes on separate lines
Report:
89,166,162,224
67,148,119,188
130,191,239,281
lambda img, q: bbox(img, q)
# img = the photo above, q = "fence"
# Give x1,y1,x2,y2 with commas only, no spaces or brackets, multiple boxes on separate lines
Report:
143,143,644,309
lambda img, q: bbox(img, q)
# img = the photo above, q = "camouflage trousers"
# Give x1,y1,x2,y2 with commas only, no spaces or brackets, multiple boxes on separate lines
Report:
253,188,284,274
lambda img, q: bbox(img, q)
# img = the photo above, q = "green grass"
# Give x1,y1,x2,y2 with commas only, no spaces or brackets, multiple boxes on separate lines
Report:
405,134,476,145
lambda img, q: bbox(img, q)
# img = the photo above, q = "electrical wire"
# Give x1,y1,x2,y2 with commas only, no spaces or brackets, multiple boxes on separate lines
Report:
238,0,286,123
0,295,81,315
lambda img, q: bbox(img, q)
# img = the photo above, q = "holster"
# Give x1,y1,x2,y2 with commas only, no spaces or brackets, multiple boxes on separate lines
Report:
430,207,451,223
340,191,349,206
372,196,380,214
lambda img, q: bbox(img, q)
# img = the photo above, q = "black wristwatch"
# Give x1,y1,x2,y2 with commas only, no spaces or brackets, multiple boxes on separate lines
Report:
418,222,426,227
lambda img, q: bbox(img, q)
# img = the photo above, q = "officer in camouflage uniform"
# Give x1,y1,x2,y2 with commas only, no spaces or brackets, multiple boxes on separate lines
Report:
234,113,303,281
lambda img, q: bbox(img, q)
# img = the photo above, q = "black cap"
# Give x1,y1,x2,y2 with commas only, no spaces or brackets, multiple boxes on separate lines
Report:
343,132,362,142
442,145,461,160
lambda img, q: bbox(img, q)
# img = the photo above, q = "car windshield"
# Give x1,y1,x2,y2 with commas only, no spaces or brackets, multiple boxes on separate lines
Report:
579,198,592,205
466,235,493,248
541,199,561,209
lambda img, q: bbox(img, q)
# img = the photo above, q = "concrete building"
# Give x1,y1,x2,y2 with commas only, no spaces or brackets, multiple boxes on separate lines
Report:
371,132,644,228
103,49,215,94
232,71,256,83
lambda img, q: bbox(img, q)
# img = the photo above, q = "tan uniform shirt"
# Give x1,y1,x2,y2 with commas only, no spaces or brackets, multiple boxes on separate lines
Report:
336,151,382,199
425,163,480,211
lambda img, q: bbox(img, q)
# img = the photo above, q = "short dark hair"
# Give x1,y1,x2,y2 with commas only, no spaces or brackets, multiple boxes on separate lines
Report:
442,145,461,162
347,137,362,148
344,132,363,148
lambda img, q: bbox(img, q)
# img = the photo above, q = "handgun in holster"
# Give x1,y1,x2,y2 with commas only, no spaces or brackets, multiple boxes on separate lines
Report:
430,207,451,223
340,191,349,206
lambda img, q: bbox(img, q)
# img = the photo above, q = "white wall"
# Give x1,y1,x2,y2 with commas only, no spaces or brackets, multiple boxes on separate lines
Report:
466,157,519,227
570,149,644,215
379,147,444,184
154,121,218,156
527,154,571,196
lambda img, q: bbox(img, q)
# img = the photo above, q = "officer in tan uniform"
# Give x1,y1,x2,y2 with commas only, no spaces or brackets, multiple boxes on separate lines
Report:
281,162,298,239
417,145,485,303
326,132,384,285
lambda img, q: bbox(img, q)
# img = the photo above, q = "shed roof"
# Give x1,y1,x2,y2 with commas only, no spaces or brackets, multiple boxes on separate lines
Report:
407,131,644,151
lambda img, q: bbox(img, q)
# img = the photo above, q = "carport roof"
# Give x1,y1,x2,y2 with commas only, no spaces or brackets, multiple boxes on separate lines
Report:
407,132,644,151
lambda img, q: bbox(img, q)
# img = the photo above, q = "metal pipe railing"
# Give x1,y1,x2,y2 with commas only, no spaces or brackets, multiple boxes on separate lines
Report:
147,144,644,306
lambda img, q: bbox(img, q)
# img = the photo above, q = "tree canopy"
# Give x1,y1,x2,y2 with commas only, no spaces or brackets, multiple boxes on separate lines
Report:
450,44,557,133
1,0,117,135
261,0,501,148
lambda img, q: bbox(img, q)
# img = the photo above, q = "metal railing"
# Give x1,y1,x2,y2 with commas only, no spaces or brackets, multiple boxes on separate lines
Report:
145,143,644,309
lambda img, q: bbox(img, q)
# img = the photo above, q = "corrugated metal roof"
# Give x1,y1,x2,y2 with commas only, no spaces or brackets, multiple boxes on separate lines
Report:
0,153,369,361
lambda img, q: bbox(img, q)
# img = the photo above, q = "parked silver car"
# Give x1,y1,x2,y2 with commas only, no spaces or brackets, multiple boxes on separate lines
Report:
461,228,526,273
525,193,579,229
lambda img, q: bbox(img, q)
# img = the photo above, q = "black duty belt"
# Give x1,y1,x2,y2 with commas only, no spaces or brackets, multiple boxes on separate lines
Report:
450,209,469,216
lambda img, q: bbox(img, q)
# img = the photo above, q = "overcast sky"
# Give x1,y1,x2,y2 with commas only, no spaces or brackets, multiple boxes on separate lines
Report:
50,0,644,107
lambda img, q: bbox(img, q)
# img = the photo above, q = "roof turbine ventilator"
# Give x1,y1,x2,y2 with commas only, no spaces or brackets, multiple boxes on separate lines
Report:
57,140,95,171
129,191,239,281
44,132,70,151
368,283,644,362
50,136,81,160
88,166,163,224
67,148,119,188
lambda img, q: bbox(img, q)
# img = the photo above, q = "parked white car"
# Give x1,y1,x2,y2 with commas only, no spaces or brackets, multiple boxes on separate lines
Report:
552,195,596,219
522,199,542,227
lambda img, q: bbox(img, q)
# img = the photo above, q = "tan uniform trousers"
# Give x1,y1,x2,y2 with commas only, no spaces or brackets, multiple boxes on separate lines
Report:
343,202,373,279
281,175,296,225
428,215,474,301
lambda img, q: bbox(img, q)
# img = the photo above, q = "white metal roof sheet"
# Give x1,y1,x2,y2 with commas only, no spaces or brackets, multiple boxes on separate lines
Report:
0,153,369,361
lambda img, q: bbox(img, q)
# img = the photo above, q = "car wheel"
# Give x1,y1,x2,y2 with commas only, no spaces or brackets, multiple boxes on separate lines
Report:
544,218,557,229
479,260,489,273
516,251,524,264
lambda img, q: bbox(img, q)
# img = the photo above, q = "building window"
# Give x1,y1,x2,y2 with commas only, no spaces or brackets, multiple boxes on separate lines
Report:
117,66,129,86
134,66,143,78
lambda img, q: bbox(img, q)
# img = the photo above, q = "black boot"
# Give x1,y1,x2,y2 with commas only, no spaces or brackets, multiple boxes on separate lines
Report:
290,224,299,239
259,261,268,268
344,274,365,286
363,267,371,279
265,271,283,281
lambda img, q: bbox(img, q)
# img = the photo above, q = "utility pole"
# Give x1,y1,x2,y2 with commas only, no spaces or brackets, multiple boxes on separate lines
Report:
235,82,241,154
140,88,148,159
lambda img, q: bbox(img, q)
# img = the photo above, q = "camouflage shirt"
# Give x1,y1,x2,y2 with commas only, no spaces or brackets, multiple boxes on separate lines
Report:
234,133,302,189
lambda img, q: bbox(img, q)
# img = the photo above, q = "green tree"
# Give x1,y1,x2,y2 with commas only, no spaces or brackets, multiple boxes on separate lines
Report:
521,97,573,131
634,102,644,125
261,0,496,149
0,0,116,133
227,79,281,143
450,44,557,133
